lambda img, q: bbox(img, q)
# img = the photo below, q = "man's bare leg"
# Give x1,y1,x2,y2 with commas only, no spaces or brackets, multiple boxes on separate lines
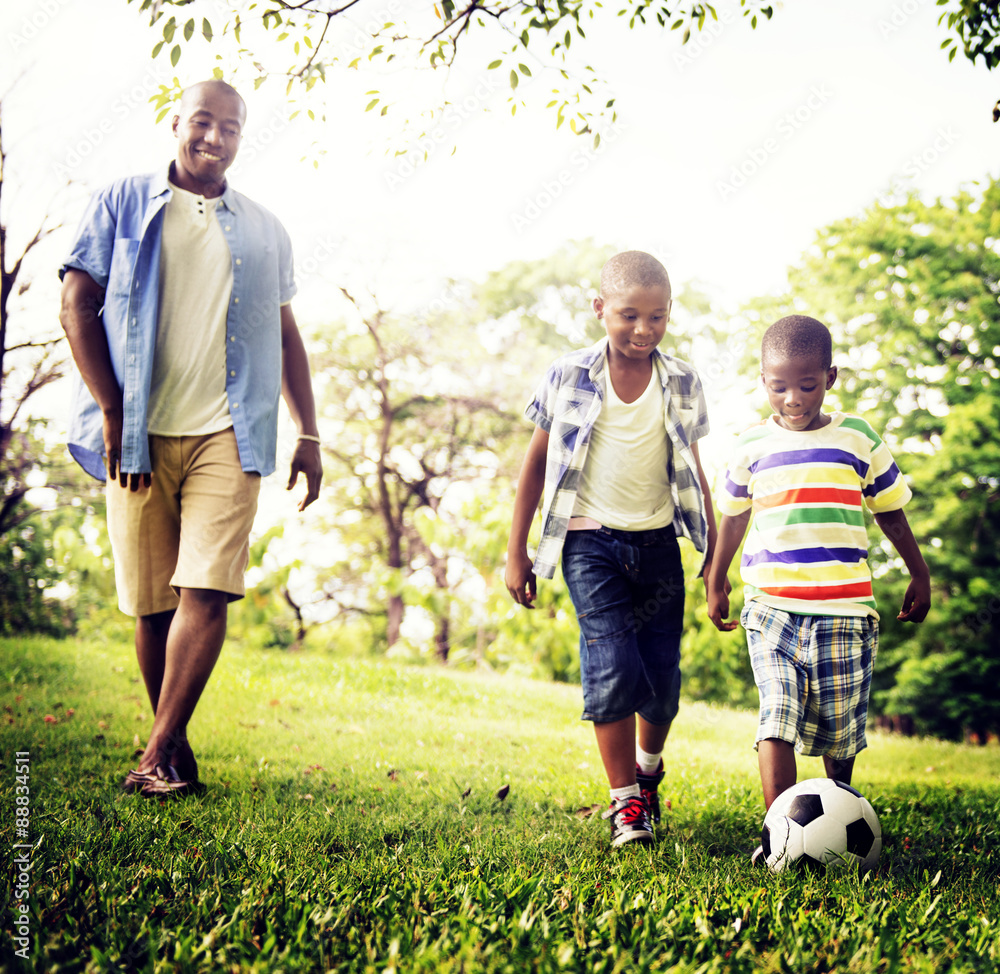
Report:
136,609,173,713
135,608,197,778
135,588,228,778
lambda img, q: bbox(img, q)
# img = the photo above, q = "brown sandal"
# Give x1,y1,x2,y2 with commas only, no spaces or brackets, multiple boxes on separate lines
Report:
140,763,197,798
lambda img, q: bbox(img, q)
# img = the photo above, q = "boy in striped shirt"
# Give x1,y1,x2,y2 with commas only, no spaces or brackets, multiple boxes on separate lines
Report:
706,316,930,836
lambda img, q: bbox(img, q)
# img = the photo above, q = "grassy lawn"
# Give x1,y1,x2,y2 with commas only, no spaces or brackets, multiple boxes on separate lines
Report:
1,636,998,973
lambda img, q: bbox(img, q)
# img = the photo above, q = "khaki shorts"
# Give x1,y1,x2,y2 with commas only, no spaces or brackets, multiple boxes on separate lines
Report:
106,429,261,617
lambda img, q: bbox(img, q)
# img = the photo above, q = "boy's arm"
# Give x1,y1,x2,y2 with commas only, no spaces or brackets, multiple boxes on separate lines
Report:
873,508,931,622
505,425,549,609
706,510,751,632
690,441,718,578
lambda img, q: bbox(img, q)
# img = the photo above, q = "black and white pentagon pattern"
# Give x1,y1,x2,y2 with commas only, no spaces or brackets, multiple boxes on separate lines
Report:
760,777,881,873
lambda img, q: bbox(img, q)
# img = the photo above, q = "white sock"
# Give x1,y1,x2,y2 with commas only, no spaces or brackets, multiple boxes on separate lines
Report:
636,745,663,775
610,783,641,802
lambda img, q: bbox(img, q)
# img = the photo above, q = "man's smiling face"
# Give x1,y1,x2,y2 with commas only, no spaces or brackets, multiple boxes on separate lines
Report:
171,82,245,197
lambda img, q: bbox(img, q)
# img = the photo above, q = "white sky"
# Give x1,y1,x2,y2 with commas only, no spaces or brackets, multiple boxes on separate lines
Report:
2,0,998,480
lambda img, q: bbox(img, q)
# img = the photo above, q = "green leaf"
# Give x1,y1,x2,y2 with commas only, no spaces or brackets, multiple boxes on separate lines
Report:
170,44,181,67
365,99,379,112
202,18,213,42
518,63,531,76
183,18,194,42
487,59,502,69
151,40,164,58
163,18,176,42
509,69,519,90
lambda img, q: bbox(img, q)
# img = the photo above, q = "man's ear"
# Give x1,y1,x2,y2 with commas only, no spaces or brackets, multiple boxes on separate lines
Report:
593,296,605,319
827,365,838,389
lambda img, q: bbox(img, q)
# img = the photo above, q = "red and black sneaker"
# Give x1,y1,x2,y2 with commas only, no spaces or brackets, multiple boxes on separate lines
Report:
635,760,665,824
602,794,654,848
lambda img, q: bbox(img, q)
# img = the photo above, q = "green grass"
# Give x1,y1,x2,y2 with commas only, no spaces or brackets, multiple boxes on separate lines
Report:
1,637,999,973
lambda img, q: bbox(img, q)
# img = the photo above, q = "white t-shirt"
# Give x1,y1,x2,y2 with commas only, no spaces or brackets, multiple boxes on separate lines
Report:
147,182,234,435
574,371,675,530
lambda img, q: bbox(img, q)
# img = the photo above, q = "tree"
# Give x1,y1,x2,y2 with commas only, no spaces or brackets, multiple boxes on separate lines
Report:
0,86,67,541
131,0,779,137
130,1,998,133
0,83,106,634
937,0,1000,70
309,282,527,658
744,176,1000,740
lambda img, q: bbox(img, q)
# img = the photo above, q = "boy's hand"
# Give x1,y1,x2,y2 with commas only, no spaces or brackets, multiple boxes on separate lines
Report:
897,575,931,623
505,550,537,609
707,587,740,632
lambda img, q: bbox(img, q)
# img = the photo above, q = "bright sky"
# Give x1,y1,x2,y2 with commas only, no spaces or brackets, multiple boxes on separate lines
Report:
2,0,997,473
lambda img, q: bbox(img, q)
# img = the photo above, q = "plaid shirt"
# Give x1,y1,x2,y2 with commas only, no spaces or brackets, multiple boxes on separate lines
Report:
525,337,710,579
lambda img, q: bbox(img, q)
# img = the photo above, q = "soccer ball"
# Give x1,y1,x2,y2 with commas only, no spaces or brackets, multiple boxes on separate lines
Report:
761,778,881,873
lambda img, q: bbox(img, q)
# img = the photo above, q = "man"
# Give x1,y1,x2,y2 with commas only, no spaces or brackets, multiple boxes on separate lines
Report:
59,80,323,797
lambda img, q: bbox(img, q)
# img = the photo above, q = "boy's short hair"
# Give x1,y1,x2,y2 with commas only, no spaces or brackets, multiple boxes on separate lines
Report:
761,315,833,370
600,251,671,298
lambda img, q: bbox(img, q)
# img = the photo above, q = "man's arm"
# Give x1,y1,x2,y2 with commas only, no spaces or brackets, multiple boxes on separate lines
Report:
706,510,751,631
280,303,322,511
873,508,931,622
505,425,549,608
59,269,150,490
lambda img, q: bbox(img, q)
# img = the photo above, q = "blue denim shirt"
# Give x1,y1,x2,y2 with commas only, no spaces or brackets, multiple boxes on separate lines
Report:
60,167,297,480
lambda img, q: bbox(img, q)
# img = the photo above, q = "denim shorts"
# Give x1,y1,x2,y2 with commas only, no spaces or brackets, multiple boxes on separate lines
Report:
562,525,684,724
742,602,878,759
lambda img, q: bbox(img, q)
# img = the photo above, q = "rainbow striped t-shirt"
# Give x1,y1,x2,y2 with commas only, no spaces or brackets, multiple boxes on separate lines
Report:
717,412,912,618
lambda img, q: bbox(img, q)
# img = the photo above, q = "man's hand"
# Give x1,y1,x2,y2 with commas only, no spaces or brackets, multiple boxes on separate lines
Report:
287,439,322,511
505,550,537,609
102,409,151,491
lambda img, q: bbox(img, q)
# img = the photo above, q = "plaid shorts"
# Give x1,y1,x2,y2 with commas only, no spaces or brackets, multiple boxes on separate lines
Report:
741,602,878,760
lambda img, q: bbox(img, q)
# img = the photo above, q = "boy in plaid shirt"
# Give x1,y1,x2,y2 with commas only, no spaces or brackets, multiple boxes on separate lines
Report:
706,315,930,859
506,251,717,848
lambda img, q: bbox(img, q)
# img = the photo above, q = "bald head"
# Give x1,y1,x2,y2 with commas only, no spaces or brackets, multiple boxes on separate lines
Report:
600,251,671,300
179,80,247,125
